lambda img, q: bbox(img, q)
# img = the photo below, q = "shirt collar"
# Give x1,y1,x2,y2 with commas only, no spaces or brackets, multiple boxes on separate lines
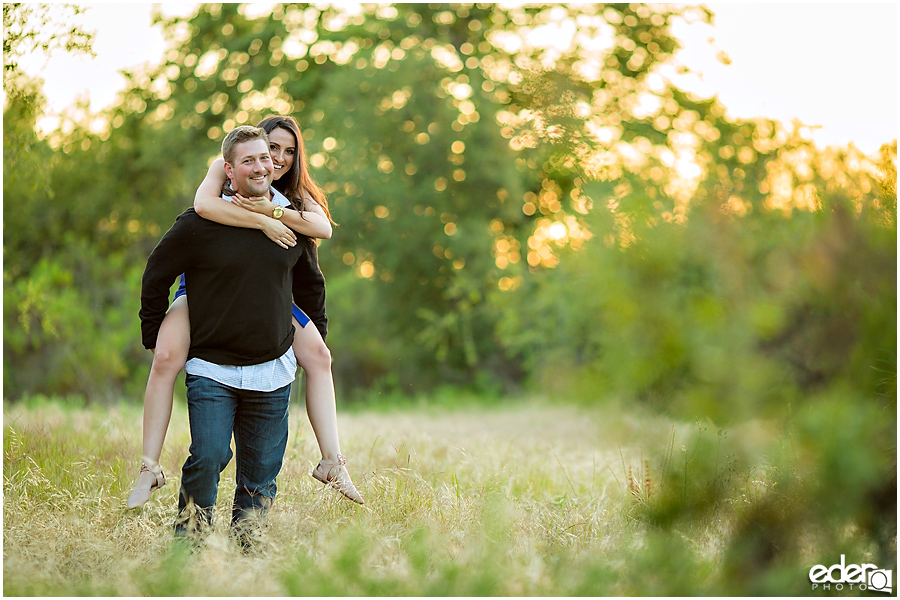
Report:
270,186,291,208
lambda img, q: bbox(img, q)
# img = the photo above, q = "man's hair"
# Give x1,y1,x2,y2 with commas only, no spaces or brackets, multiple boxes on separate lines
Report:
221,125,269,164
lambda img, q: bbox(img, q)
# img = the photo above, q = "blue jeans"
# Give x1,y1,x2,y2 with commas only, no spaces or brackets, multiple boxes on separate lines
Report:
177,374,291,531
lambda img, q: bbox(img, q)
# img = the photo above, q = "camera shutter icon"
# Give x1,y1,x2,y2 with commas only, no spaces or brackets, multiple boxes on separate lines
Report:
867,569,892,594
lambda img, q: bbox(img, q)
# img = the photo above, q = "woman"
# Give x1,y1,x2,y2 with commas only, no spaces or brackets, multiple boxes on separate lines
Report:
127,115,363,508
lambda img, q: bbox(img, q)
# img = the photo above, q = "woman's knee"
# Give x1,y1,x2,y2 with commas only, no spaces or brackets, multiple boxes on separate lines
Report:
152,298,190,377
150,347,185,376
296,339,332,371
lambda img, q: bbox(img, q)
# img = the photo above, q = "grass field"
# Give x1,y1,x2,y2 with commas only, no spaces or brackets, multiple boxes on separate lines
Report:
0,394,865,596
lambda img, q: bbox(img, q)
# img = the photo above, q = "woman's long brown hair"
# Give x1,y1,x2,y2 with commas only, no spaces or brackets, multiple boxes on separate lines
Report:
257,115,334,224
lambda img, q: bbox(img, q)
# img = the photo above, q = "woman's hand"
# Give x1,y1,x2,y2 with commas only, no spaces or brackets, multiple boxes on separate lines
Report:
232,193,297,248
260,218,297,248
193,161,297,247
232,193,275,216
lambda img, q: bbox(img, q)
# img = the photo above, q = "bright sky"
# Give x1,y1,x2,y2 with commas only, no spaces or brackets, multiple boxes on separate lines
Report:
668,3,897,155
15,3,898,155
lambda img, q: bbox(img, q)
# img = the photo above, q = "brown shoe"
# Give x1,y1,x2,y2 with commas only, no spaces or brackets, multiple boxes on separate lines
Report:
127,459,166,509
311,454,364,504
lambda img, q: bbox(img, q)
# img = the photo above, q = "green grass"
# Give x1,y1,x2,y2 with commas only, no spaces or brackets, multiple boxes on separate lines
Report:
1,395,884,596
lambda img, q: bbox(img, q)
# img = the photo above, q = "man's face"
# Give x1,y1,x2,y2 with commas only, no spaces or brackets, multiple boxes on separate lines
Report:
224,139,274,197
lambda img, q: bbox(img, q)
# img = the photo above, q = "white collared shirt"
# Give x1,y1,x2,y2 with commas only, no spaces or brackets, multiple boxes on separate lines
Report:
185,347,297,392
269,187,291,208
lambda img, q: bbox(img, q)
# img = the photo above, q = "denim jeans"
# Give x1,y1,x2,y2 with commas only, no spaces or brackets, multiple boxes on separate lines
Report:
177,374,291,531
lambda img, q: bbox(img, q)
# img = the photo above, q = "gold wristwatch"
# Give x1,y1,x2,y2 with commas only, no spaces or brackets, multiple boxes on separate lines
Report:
272,206,284,219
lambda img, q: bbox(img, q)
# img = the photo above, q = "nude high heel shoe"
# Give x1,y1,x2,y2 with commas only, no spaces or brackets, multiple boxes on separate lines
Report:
311,454,364,504
127,458,166,509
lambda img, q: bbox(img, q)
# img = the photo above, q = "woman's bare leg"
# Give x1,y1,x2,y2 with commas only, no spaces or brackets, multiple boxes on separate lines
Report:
292,316,340,461
293,317,363,503
128,295,190,508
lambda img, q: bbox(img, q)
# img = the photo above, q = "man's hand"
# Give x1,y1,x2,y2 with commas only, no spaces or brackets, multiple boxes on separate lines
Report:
232,193,275,216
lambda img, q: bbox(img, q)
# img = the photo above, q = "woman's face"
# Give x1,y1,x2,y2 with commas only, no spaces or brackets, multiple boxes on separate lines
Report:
267,127,297,181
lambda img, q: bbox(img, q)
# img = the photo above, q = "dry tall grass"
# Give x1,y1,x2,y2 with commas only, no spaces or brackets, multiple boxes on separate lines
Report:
5,396,763,595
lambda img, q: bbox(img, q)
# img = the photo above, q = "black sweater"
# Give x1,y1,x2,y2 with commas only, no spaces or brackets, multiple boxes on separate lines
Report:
139,208,327,366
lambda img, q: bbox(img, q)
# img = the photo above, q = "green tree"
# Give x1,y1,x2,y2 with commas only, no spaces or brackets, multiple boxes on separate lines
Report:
5,3,894,409
3,3,94,77
21,2,702,397
2,3,120,398
494,93,896,590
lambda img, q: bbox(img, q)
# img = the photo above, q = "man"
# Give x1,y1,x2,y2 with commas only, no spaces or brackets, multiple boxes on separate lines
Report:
139,125,324,538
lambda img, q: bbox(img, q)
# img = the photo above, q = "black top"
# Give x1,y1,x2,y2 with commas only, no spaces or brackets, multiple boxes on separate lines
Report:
139,208,327,366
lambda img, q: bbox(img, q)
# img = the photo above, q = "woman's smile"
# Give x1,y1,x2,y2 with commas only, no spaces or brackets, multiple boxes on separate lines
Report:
267,127,296,181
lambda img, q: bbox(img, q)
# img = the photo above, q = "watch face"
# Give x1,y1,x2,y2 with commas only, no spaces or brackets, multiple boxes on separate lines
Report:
274,207,284,218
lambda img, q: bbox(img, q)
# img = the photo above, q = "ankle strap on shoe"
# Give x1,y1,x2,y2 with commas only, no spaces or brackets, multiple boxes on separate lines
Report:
140,458,162,475
321,454,346,467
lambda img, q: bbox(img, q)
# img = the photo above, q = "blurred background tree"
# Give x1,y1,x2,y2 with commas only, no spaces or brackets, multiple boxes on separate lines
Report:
4,2,894,405
5,3,715,397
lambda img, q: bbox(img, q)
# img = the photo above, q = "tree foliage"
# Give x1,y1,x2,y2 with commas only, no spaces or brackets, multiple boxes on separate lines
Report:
3,3,91,73
3,3,896,589
5,3,716,395
3,2,895,407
